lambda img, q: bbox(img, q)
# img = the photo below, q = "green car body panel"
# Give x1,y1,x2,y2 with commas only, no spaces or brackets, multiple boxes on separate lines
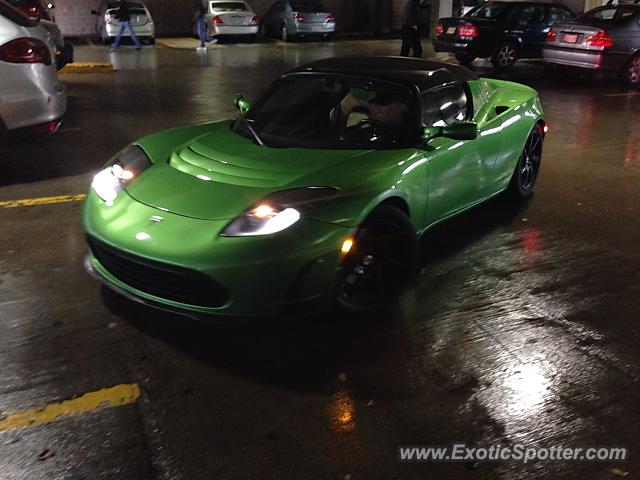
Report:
82,59,544,318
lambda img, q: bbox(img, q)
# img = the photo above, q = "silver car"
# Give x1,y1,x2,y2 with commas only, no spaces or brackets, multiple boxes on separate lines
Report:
261,1,335,41
201,1,259,39
0,1,66,148
91,0,155,45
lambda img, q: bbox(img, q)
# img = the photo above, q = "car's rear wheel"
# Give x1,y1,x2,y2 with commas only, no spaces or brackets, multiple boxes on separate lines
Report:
621,54,640,88
491,42,518,69
507,124,544,198
336,205,417,313
455,53,475,66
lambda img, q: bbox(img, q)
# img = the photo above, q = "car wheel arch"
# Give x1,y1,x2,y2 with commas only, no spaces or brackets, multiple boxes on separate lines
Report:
356,193,413,227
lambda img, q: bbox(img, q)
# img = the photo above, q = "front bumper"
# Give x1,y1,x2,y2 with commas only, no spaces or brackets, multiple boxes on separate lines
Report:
82,190,351,318
210,25,259,36
542,46,626,71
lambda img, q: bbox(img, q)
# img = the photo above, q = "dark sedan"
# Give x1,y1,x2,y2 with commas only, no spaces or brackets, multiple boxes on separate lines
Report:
434,1,574,68
543,4,640,86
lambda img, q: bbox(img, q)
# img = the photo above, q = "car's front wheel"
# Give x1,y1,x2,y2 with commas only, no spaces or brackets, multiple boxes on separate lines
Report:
491,42,518,69
507,124,544,198
336,205,417,314
621,54,640,88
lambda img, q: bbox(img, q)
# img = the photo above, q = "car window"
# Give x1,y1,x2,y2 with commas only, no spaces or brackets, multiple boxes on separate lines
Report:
237,75,417,149
467,2,511,19
549,6,573,24
210,2,248,12
422,84,469,127
576,6,640,24
290,2,326,12
514,5,545,26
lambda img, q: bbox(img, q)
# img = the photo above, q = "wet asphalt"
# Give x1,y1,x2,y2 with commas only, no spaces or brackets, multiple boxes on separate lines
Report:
0,38,639,480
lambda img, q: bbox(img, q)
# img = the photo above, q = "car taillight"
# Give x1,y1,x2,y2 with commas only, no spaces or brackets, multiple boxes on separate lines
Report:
31,119,60,135
0,37,52,65
458,24,478,38
326,14,336,23
546,29,557,42
212,15,224,25
292,12,305,22
435,22,444,35
586,31,613,48
250,15,258,25
27,3,46,19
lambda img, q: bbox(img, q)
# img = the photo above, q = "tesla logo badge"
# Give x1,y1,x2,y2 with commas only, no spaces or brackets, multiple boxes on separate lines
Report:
150,215,164,223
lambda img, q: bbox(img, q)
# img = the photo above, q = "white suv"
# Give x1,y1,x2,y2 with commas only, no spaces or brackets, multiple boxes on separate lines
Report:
0,0,66,149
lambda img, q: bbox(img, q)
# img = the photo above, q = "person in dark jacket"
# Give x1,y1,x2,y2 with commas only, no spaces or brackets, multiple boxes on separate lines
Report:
194,0,213,52
111,0,142,50
400,0,422,58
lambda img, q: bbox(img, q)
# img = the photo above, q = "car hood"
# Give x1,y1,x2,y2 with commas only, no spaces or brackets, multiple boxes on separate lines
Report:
125,121,370,221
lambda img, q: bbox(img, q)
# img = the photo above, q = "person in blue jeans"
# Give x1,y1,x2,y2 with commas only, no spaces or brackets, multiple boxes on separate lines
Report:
112,0,142,50
194,0,213,52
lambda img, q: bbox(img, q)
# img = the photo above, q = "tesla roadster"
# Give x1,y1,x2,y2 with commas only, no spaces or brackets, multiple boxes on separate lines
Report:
83,56,546,318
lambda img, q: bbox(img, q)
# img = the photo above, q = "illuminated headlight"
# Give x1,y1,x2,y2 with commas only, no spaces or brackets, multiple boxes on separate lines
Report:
221,187,338,237
92,145,151,205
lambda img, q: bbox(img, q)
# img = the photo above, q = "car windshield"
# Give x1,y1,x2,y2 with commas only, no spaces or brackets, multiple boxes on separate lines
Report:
466,1,510,19
210,2,247,11
575,6,640,25
234,75,417,149
291,2,326,13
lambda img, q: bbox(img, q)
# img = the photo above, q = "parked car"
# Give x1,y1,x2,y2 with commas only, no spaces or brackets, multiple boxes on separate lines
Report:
543,4,640,86
6,0,52,20
261,1,335,41
91,0,155,45
0,0,66,150
198,1,259,40
83,56,546,318
434,1,575,68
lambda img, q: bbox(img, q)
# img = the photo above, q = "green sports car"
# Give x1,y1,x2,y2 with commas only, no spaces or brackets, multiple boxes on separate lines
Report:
83,56,546,318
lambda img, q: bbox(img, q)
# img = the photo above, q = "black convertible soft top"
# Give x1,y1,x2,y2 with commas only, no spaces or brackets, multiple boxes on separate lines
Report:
289,56,479,91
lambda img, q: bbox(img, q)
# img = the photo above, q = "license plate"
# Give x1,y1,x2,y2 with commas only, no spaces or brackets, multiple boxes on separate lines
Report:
563,33,578,43
312,25,323,32
447,26,456,34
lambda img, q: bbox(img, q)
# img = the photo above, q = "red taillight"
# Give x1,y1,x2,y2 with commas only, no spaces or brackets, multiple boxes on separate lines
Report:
0,37,52,65
546,30,557,42
212,15,224,25
586,32,613,48
292,12,305,22
326,14,336,23
458,24,478,38
250,15,258,25
435,22,445,35
32,119,60,135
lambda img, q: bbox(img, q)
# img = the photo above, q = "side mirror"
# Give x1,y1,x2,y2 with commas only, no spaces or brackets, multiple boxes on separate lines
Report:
233,94,251,114
423,121,478,142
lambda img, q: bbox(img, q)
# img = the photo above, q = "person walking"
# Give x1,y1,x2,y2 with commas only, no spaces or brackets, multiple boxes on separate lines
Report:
194,0,213,53
111,0,142,50
400,0,422,58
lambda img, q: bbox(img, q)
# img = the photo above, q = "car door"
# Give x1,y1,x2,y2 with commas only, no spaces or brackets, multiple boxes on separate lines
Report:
421,83,487,225
509,3,548,57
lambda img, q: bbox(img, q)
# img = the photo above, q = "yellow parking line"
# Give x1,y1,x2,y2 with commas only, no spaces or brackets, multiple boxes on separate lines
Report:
0,194,86,209
606,91,640,97
59,62,115,74
0,383,141,432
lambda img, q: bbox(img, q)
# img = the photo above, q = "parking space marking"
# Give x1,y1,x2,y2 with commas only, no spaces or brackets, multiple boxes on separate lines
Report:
59,62,115,74
0,194,86,209
606,91,640,97
0,383,141,433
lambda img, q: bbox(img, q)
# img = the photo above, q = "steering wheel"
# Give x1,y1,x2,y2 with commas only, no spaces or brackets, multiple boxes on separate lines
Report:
341,118,398,144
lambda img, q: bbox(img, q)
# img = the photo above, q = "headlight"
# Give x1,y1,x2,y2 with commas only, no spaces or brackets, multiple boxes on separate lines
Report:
91,145,151,205
221,187,338,237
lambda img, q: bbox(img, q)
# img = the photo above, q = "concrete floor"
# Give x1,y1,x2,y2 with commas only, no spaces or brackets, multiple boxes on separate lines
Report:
1,39,639,479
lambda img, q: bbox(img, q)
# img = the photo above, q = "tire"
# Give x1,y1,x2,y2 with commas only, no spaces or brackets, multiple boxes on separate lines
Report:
281,24,289,41
491,42,518,70
455,53,475,66
336,205,418,314
507,124,544,199
621,54,640,88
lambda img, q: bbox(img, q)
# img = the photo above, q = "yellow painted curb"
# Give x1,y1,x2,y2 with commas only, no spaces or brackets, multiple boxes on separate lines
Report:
0,194,86,208
0,384,141,432
59,62,115,74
